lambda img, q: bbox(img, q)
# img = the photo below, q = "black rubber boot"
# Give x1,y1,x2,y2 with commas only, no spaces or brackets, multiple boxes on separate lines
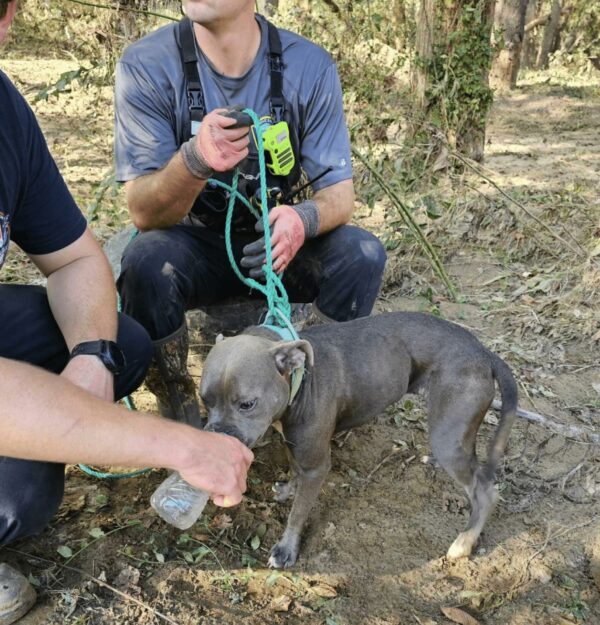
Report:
144,323,203,428
0,564,36,625
299,302,335,329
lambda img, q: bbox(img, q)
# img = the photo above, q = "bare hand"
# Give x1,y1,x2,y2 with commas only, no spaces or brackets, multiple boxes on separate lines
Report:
196,109,251,172
61,355,114,402
176,431,254,507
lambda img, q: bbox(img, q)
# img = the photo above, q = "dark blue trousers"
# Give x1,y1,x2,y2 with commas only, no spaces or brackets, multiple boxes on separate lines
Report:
0,285,152,546
118,223,387,341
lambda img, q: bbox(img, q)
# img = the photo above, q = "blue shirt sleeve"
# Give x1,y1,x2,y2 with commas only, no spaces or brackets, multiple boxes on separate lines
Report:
114,60,179,182
2,74,87,256
299,63,352,192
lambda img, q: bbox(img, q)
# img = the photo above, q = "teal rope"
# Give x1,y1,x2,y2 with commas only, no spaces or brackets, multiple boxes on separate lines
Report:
218,108,298,339
78,464,150,479
78,228,151,480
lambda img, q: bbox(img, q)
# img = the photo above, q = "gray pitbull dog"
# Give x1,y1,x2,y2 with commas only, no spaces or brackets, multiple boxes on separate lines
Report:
200,312,517,568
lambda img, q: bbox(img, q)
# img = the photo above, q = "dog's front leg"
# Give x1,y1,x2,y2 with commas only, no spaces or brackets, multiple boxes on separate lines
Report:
268,453,331,569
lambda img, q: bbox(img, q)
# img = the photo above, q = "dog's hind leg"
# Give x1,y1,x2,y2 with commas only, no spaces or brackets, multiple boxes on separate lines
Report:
427,368,497,559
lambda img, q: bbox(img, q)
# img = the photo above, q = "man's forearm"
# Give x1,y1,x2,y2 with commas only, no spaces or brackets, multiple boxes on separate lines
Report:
1,358,253,505
312,179,355,234
0,357,182,469
126,151,207,231
46,251,118,350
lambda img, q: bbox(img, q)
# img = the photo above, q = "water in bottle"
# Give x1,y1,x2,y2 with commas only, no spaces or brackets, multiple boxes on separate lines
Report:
150,471,210,530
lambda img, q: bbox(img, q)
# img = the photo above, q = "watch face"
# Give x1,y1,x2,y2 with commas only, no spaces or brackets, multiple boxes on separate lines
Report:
107,342,126,369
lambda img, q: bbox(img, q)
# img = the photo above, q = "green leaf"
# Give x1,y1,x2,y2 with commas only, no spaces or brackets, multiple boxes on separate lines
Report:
193,546,211,563
422,195,442,219
89,527,105,539
57,545,73,559
250,535,261,551
154,551,165,563
95,493,108,506
241,553,257,568
255,523,267,539
266,571,281,586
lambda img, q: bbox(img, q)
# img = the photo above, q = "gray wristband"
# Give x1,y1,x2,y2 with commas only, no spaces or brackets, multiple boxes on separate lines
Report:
180,137,215,180
292,199,320,239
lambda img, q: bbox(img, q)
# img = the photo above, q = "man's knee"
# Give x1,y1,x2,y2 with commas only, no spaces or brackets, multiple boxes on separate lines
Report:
0,460,64,546
119,230,182,298
118,230,189,338
350,229,386,275
331,226,387,278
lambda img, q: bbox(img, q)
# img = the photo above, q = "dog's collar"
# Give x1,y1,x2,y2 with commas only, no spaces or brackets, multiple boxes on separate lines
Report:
262,323,306,405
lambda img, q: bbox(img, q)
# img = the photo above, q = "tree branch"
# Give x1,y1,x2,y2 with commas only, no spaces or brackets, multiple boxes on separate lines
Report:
491,399,600,445
524,13,550,33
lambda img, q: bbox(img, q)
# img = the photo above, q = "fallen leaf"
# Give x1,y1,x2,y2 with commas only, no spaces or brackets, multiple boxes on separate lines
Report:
210,514,233,530
441,606,481,625
270,594,292,612
323,522,336,541
112,565,141,595
483,413,499,426
310,582,338,598
57,545,73,559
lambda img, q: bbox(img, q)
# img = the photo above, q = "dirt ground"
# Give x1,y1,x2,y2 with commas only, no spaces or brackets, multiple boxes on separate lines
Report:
1,50,599,625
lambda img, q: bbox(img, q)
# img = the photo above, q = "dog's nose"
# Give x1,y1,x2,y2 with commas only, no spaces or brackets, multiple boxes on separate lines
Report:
204,423,241,439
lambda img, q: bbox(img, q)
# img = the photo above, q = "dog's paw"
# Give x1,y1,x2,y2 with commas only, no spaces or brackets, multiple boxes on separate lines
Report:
446,532,474,560
272,481,295,503
268,540,299,569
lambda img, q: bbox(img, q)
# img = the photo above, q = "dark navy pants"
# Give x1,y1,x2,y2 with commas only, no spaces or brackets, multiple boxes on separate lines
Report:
118,223,387,341
0,284,153,546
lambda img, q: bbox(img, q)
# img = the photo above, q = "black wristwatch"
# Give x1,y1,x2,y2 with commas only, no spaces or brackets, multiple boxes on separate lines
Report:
69,340,126,375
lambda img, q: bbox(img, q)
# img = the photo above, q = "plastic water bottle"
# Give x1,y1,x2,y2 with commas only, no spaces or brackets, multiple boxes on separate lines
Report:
150,472,210,530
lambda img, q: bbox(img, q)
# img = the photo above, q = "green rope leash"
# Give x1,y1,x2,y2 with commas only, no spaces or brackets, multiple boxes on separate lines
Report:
218,108,299,339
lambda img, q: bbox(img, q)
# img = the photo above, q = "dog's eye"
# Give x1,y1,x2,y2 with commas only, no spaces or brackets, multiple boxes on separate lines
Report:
239,399,257,411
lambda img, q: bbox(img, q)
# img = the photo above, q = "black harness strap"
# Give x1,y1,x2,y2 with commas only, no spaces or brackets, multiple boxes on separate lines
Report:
177,15,285,132
178,17,206,128
266,21,284,122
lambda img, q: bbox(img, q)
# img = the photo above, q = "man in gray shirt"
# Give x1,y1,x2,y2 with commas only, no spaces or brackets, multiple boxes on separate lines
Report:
115,0,386,425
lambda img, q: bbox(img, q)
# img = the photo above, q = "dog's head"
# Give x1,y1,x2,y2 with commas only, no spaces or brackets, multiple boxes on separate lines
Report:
200,333,313,448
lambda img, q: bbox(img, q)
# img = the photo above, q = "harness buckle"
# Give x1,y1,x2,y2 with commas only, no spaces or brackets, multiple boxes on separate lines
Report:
188,89,204,111
269,55,283,73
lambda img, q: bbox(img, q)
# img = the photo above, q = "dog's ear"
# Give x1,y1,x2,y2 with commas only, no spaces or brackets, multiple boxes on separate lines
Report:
270,340,314,374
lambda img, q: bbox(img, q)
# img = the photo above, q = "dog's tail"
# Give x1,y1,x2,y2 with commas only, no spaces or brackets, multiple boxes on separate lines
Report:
485,354,518,479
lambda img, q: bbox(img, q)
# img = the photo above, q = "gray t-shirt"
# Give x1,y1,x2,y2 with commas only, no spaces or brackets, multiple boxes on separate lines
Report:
114,15,352,194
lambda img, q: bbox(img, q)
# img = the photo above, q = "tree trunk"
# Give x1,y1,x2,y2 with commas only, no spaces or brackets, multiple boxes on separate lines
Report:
490,0,528,91
410,0,495,164
412,0,435,110
536,0,561,69
391,0,409,49
520,0,539,69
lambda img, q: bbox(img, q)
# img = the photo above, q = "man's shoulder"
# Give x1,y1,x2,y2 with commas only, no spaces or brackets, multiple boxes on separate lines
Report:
0,69,24,112
119,22,180,70
0,69,34,135
275,23,335,72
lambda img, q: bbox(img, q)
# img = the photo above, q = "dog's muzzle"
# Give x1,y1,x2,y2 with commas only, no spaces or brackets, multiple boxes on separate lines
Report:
204,423,249,446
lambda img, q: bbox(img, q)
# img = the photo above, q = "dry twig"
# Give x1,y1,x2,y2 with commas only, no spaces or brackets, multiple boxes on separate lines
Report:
492,399,600,445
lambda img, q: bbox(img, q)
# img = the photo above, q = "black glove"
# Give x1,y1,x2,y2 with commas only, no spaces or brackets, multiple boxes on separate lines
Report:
240,219,267,280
